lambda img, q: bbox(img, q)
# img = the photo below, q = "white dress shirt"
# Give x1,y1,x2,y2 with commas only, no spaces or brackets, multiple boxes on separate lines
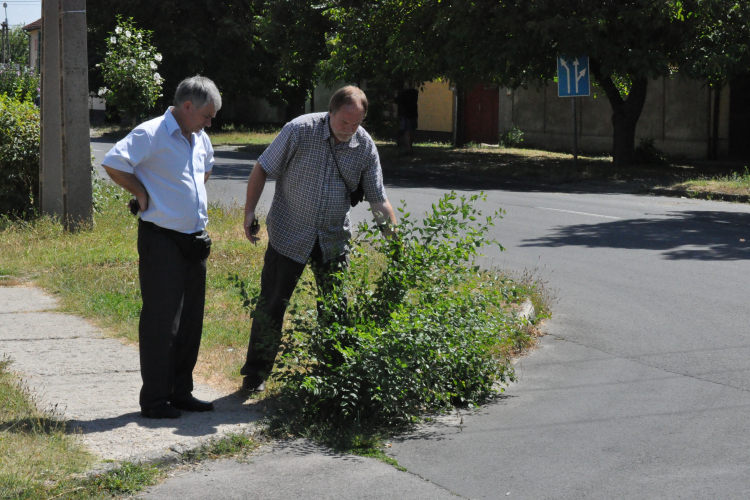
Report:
102,109,214,234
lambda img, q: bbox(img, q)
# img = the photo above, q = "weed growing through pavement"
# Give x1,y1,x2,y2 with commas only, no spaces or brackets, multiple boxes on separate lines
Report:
236,192,546,449
181,431,260,462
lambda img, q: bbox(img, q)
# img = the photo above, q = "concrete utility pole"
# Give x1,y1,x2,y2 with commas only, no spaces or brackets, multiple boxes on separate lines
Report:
40,0,92,230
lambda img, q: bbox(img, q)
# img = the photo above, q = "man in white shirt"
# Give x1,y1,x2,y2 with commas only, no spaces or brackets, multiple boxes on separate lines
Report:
102,76,220,419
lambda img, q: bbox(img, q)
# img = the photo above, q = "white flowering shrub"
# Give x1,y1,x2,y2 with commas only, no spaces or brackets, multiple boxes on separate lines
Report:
97,16,163,126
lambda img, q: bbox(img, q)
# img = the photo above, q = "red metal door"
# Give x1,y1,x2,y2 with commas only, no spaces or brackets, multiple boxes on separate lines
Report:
465,84,499,144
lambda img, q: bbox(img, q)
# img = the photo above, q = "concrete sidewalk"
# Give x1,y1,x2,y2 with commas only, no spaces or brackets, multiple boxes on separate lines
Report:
0,286,262,462
1,285,468,498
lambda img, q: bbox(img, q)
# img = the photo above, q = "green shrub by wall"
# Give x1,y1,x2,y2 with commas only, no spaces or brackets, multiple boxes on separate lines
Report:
0,94,40,217
0,66,39,101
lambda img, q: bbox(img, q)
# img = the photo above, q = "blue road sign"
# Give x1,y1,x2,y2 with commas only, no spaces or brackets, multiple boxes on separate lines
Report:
558,55,590,97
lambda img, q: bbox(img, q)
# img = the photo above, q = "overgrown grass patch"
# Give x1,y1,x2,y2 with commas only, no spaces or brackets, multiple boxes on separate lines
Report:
667,167,750,197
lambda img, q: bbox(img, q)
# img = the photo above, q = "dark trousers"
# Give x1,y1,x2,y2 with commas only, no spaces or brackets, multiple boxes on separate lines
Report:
241,241,348,379
138,220,207,409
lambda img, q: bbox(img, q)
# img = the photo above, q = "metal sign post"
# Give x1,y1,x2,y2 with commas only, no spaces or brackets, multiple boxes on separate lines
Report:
558,55,590,166
572,98,578,164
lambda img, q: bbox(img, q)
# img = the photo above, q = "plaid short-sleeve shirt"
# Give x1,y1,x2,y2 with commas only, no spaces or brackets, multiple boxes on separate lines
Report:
258,112,387,264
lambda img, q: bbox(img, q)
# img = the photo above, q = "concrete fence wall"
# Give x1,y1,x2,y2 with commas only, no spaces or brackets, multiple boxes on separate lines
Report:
501,75,729,159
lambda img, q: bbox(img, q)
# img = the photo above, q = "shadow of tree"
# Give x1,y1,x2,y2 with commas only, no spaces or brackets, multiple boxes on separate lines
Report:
520,210,750,261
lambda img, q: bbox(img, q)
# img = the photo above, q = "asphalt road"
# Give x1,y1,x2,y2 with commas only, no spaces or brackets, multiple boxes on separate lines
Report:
92,139,750,498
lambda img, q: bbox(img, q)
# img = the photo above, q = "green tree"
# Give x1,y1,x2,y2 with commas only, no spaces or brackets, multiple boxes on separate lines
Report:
325,0,750,164
9,24,29,66
254,0,332,120
87,1,285,125
96,16,163,127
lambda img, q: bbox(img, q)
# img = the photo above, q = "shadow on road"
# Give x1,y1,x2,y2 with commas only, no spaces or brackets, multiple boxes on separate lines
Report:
521,210,750,261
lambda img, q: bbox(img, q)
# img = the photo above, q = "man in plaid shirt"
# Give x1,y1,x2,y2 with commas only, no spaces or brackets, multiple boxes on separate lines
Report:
240,86,397,392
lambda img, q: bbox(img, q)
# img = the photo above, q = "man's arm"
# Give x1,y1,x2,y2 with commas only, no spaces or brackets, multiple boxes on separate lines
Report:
103,165,150,212
243,163,268,243
204,171,211,183
369,199,397,237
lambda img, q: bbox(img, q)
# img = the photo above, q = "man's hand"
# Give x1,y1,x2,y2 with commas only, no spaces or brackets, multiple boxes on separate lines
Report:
103,165,149,214
243,163,268,245
244,210,260,244
369,199,398,238
136,192,149,212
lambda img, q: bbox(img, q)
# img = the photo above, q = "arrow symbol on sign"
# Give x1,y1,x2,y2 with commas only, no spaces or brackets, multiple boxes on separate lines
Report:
560,58,571,94
573,58,586,94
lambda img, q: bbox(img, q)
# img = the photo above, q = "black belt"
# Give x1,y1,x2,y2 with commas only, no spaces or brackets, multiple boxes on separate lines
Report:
138,218,212,261
138,218,202,238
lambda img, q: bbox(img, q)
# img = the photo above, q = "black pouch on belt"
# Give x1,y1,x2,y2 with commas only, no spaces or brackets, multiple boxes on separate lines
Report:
189,231,212,261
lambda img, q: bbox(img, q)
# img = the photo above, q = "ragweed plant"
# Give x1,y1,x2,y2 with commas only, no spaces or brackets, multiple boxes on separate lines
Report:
257,192,531,444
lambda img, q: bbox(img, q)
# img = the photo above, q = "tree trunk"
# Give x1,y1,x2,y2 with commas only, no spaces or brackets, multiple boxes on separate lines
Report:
284,88,307,122
590,60,648,166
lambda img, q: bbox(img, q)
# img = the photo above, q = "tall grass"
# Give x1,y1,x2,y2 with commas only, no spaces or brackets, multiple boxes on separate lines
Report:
0,356,94,498
675,167,750,195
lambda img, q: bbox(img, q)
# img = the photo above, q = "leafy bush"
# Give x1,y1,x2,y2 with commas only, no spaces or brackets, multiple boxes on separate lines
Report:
500,125,524,148
0,66,39,101
0,94,39,217
262,192,530,442
96,16,163,126
634,138,668,165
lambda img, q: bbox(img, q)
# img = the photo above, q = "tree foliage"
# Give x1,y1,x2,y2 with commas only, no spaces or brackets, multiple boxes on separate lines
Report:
87,0,331,123
88,1,274,121
325,0,750,164
9,24,30,67
254,0,332,119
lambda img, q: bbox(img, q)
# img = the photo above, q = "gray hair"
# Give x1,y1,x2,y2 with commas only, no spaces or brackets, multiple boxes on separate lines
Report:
328,85,368,116
174,75,222,110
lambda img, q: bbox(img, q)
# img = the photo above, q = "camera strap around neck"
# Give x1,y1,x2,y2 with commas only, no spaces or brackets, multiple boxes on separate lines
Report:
327,135,351,192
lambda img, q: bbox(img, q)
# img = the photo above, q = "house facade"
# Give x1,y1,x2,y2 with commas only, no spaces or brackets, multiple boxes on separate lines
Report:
21,18,41,73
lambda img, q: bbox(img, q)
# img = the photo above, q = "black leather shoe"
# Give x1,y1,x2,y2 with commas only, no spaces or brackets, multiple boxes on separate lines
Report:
170,395,214,412
141,403,181,419
241,375,266,392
